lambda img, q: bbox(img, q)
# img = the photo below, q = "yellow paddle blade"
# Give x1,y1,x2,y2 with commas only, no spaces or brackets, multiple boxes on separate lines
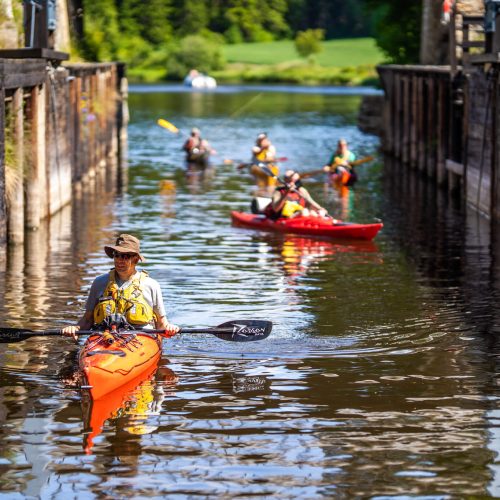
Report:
157,118,179,134
350,155,375,167
159,179,176,193
223,159,234,165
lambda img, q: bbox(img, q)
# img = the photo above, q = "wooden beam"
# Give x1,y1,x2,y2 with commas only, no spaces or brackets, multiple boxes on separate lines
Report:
446,159,464,176
0,59,47,89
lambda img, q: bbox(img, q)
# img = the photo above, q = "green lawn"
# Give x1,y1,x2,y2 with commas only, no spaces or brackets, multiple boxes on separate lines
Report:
223,38,385,67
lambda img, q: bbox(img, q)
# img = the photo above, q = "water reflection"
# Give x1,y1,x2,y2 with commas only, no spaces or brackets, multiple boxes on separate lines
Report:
3,88,500,497
81,364,177,455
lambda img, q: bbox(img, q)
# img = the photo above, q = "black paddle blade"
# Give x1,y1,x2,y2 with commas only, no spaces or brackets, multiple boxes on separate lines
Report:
213,320,272,342
0,328,62,343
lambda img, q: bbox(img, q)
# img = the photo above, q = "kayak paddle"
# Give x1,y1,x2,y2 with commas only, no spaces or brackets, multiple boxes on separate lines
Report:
157,118,182,134
236,157,288,169
301,155,375,179
260,165,288,185
0,320,272,344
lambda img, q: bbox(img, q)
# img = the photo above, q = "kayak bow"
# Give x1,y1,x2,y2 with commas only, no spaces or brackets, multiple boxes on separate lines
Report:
231,211,383,241
79,332,162,400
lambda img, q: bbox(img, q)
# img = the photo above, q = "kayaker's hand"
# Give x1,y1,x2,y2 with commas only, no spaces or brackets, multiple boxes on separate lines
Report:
163,324,180,338
62,325,80,342
323,165,331,172
318,208,328,217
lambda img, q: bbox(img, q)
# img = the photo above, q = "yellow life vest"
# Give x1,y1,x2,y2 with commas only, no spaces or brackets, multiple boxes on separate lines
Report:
93,270,155,327
281,200,304,218
255,148,267,161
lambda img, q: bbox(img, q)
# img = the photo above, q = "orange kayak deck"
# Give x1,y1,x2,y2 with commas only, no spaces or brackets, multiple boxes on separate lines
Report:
79,332,162,400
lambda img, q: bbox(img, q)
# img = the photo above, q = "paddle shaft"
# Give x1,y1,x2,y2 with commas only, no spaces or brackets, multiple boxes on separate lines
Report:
0,328,252,337
301,155,374,179
0,319,272,343
237,157,288,169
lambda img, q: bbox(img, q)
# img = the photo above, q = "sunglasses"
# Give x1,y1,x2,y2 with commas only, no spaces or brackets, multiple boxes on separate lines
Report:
113,252,136,260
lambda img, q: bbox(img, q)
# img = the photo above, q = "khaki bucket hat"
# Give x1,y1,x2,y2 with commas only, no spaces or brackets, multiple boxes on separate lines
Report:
104,234,145,261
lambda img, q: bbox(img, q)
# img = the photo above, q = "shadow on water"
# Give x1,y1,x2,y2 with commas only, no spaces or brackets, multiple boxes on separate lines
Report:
3,88,500,497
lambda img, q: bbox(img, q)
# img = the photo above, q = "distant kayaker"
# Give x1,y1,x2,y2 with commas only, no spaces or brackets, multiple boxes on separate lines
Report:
265,170,327,220
250,133,279,188
323,139,357,186
183,128,215,165
62,234,179,340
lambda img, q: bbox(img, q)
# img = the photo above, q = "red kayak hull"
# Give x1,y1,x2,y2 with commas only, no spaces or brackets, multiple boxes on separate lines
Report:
231,211,383,241
79,332,162,400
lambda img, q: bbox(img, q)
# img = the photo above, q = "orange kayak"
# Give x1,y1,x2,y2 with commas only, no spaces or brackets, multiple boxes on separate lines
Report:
79,332,162,400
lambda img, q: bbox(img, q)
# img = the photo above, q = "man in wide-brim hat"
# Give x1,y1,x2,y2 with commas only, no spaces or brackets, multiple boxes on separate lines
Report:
63,233,179,339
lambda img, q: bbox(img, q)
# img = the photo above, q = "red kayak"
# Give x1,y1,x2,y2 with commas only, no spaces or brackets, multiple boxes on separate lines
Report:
231,211,383,241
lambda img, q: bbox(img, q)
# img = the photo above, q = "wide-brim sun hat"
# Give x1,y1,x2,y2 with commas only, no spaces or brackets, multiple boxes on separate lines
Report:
104,233,145,261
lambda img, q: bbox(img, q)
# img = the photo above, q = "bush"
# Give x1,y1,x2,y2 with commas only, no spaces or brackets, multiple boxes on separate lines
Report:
294,29,325,59
166,34,225,79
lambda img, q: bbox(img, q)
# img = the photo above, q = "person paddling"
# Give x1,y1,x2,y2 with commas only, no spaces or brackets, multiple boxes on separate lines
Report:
62,234,179,340
250,133,279,188
265,170,327,220
182,128,215,165
323,139,357,187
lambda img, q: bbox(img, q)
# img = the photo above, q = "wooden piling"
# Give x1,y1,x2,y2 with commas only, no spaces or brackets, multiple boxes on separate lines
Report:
26,82,46,230
8,88,24,243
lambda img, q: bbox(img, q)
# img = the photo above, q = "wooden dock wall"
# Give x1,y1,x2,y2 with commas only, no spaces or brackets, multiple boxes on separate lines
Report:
0,60,128,252
378,63,500,219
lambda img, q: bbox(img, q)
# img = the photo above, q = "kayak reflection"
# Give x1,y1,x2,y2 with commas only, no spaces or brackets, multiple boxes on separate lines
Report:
265,235,382,283
329,183,355,221
82,363,178,454
183,164,216,194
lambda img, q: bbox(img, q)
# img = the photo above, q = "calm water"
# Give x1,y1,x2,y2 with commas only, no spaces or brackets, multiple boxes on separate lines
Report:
1,85,500,498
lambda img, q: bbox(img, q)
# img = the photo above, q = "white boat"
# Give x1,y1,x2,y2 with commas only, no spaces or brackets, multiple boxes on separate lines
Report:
184,69,217,89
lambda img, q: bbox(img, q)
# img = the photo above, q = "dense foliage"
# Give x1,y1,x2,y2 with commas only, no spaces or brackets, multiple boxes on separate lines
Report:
77,0,421,80
294,29,325,60
365,0,422,64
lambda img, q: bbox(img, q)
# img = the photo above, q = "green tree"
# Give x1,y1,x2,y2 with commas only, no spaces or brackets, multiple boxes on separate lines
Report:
285,0,375,39
119,0,173,46
295,28,324,58
223,0,289,42
82,0,120,61
364,0,421,63
166,34,225,79
172,0,209,36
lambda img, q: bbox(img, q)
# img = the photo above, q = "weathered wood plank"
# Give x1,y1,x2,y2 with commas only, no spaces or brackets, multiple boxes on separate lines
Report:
0,59,47,89
47,69,72,215
426,77,436,178
0,86,6,252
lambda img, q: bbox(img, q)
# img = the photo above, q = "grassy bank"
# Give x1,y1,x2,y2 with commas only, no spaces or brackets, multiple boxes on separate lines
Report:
223,38,384,67
125,37,385,85
214,38,384,86
212,62,379,86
